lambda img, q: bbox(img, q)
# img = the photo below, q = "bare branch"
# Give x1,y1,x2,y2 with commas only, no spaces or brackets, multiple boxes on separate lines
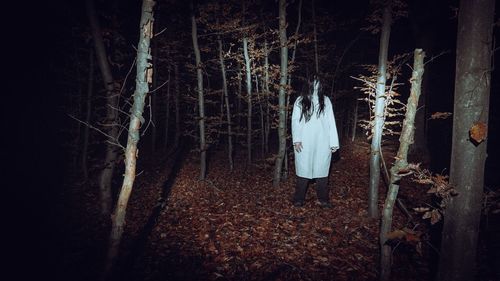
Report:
68,114,125,149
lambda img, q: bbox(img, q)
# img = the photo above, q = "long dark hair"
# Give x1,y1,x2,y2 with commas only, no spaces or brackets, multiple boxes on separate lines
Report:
299,76,325,122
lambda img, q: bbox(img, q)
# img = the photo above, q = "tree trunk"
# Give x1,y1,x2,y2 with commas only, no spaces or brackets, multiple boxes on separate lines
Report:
174,63,180,149
311,0,319,74
237,66,242,144
273,0,288,187
255,74,265,157
86,0,120,217
164,64,171,150
217,36,234,170
351,95,358,142
263,40,270,153
380,49,425,281
191,1,206,180
103,0,155,278
437,1,495,280
82,49,94,182
282,0,302,180
368,3,392,218
151,32,158,154
243,37,252,165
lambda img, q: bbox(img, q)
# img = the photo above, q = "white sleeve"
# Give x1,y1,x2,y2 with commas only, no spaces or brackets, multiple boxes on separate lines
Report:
326,97,339,149
292,97,304,143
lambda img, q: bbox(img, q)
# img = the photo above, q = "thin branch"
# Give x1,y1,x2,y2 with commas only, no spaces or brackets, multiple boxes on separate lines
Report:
108,104,132,118
68,114,125,149
424,50,450,65
141,95,155,137
149,78,170,94
118,58,137,103
153,27,167,38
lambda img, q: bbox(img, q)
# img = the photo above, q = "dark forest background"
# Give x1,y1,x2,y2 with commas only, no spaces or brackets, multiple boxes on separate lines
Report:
4,0,499,280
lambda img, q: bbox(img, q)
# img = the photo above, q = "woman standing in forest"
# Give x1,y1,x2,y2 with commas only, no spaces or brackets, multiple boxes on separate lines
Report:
291,77,339,208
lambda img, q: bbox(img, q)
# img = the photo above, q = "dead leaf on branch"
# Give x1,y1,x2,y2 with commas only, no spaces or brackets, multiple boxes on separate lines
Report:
413,207,430,213
386,228,422,243
386,229,407,240
430,112,452,120
422,209,442,225
469,122,487,144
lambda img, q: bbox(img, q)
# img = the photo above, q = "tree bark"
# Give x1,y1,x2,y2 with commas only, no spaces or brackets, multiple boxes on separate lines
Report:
263,40,270,153
380,49,425,281
368,3,392,218
312,0,319,74
437,1,495,280
217,36,234,170
164,64,171,150
82,49,94,182
151,30,158,153
243,37,252,165
351,95,358,142
86,0,120,217
191,1,206,180
273,0,288,187
255,74,265,157
174,63,180,149
103,0,155,278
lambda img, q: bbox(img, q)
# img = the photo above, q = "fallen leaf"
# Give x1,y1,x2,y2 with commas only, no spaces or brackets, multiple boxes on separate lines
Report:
469,122,487,144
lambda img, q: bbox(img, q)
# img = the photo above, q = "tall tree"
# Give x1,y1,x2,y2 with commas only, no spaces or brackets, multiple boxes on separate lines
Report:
82,49,94,182
242,1,253,165
263,40,271,153
86,0,120,217
163,64,172,150
437,0,495,280
311,0,319,74
103,0,155,277
380,49,425,281
368,2,392,218
191,1,207,180
174,63,181,149
273,0,288,186
217,32,234,170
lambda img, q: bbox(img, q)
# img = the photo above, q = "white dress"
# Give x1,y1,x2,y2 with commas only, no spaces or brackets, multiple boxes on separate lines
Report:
292,92,339,179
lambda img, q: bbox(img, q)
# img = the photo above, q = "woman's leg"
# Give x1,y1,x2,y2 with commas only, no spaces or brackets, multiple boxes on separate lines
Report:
293,177,309,204
316,177,330,204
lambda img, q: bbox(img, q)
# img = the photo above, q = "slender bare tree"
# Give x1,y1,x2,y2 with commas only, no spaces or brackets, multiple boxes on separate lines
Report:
380,49,425,281
241,1,253,165
174,63,181,149
103,0,155,278
217,32,234,170
82,49,94,182
368,2,392,218
86,0,120,217
191,0,207,179
273,0,288,186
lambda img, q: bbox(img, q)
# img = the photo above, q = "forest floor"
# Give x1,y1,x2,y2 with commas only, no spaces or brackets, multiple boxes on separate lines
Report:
56,137,499,281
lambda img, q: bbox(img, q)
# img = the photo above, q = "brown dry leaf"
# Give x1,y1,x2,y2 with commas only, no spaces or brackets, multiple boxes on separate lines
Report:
469,122,487,144
430,112,452,119
317,226,334,234
427,187,437,194
413,207,430,213
422,211,432,220
430,209,442,225
405,233,421,243
386,229,407,240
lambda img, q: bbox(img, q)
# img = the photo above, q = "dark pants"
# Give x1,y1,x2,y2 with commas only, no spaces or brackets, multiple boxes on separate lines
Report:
293,176,330,203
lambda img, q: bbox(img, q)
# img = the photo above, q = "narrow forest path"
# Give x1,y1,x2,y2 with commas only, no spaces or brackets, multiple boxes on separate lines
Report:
116,138,430,281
